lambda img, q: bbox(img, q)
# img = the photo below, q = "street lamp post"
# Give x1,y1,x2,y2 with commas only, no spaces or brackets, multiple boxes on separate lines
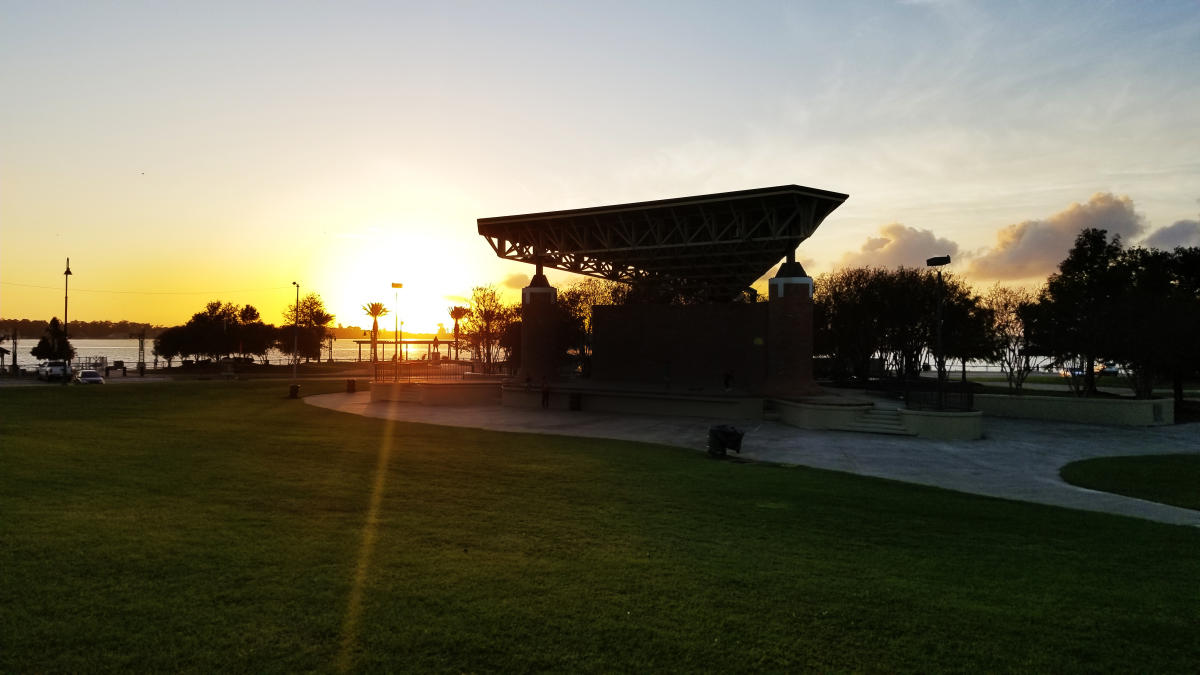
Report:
63,258,72,384
391,283,402,363
926,255,951,410
291,281,300,381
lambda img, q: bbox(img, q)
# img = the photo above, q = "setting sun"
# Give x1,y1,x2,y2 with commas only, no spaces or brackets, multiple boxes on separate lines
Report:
314,219,517,335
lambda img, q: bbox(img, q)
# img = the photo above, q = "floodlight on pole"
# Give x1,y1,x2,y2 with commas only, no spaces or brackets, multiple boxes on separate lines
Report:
392,283,402,365
292,281,299,381
925,255,951,409
63,258,72,384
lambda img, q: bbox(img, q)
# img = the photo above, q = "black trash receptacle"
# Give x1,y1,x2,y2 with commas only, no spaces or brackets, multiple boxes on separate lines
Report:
346,379,357,394
289,384,301,399
707,424,744,457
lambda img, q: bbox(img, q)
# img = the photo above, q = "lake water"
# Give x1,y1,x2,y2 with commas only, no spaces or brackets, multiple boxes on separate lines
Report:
4,338,1011,374
4,338,449,370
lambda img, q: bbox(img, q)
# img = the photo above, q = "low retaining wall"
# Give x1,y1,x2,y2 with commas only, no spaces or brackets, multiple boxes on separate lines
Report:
772,400,873,430
774,399,984,440
501,385,764,420
898,409,984,440
975,394,1173,426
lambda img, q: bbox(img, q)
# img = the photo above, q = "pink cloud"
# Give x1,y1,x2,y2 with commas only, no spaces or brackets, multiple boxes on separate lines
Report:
968,193,1145,280
837,223,960,269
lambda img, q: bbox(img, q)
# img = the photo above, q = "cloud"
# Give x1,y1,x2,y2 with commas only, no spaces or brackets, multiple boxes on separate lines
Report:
1141,219,1200,250
837,224,960,269
968,193,1145,280
502,273,528,290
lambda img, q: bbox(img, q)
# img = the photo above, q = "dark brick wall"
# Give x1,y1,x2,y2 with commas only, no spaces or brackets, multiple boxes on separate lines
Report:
517,287,558,383
592,303,769,392
765,291,819,397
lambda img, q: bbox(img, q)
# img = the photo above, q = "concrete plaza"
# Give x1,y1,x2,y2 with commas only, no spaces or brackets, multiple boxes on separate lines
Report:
307,392,1200,528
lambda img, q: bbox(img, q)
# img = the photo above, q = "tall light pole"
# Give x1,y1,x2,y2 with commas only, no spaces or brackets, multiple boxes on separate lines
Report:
926,255,951,410
63,258,72,383
292,281,300,381
391,282,402,363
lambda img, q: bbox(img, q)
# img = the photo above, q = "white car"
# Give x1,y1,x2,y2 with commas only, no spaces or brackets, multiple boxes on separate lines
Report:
37,361,68,381
75,369,105,384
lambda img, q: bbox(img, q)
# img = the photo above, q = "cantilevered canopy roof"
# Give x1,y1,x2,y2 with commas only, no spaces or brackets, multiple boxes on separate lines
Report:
477,184,848,302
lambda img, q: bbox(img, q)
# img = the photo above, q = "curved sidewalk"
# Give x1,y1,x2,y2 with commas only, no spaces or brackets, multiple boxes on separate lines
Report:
307,392,1200,528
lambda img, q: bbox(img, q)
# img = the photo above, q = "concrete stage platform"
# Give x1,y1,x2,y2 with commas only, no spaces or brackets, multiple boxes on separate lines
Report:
369,378,984,440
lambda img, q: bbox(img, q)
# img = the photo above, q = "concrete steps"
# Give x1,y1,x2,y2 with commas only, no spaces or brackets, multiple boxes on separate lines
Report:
844,407,915,436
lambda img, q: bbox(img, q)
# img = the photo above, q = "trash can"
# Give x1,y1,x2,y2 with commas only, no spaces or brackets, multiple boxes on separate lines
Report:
707,424,744,457
346,379,357,394
288,384,301,399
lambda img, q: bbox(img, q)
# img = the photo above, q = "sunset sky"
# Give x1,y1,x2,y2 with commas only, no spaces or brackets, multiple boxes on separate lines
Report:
3,1,1199,331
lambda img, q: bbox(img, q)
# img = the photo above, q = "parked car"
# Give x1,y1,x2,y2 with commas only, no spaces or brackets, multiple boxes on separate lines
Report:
37,361,68,381
75,369,104,384
1059,364,1121,378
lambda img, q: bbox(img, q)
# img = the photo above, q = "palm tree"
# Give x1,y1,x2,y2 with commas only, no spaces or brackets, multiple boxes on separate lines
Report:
448,305,469,361
362,302,388,363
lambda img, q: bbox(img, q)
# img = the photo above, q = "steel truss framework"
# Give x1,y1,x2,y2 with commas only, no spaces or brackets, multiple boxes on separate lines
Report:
477,185,848,302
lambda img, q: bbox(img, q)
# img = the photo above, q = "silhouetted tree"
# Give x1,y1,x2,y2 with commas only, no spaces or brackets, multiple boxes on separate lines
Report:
1025,231,1200,401
463,285,516,368
362,302,388,363
185,301,241,360
1030,228,1125,395
814,267,887,380
1164,246,1200,404
982,284,1045,393
280,292,335,363
239,305,260,323
1103,245,1200,399
30,317,75,362
448,306,469,361
151,301,274,367
815,267,977,381
556,278,630,375
235,305,274,362
877,267,943,378
942,289,996,383
152,326,187,367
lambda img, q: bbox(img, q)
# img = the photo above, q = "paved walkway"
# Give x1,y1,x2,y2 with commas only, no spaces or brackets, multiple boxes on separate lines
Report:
306,392,1200,527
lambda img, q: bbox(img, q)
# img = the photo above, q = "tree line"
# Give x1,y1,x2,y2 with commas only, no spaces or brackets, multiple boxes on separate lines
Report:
150,294,335,366
814,228,1200,403
0,319,163,340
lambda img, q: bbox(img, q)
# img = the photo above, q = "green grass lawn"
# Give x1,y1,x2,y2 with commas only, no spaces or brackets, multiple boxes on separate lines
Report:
3,381,1199,672
1061,455,1200,511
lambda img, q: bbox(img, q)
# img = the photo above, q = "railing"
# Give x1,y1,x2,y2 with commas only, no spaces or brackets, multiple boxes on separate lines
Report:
371,360,490,383
867,378,978,412
74,356,109,370
904,388,976,412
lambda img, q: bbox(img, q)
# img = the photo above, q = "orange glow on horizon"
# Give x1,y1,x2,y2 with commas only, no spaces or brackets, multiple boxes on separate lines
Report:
314,220,520,335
